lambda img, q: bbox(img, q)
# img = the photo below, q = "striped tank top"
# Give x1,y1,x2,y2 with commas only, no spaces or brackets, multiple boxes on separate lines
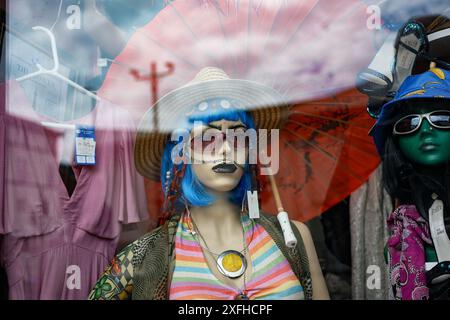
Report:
169,212,304,300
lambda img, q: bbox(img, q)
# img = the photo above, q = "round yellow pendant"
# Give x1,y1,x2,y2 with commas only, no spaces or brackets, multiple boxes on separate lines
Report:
222,253,243,272
217,250,247,278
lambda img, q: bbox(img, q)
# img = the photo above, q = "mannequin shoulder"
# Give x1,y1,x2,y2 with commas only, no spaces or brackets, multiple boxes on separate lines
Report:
258,212,314,246
291,220,314,245
88,226,167,300
290,220,319,264
291,220,330,300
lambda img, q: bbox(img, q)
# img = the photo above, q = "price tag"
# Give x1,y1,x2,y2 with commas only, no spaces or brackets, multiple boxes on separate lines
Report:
75,126,96,166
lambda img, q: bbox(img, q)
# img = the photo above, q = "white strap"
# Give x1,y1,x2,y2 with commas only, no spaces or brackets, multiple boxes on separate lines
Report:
428,28,450,42
429,194,450,262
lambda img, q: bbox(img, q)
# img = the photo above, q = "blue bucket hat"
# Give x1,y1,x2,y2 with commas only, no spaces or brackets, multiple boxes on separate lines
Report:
371,68,450,156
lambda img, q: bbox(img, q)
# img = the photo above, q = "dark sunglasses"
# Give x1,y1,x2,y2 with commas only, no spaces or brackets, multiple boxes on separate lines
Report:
393,110,450,135
189,128,249,153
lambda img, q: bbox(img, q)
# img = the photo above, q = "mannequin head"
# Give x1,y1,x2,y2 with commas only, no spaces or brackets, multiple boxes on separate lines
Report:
370,68,450,210
161,107,255,207
395,99,450,168
382,98,450,213
133,67,287,223
190,118,248,193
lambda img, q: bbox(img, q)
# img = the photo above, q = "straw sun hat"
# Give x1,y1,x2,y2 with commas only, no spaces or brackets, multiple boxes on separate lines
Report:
134,67,290,180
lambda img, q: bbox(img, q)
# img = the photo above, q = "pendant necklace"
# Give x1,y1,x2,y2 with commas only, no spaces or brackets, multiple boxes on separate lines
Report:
187,209,254,299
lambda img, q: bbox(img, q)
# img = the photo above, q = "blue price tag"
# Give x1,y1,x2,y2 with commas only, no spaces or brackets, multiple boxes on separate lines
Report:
75,126,96,166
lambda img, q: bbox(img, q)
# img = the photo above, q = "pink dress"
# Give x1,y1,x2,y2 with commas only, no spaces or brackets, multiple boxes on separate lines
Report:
0,81,149,299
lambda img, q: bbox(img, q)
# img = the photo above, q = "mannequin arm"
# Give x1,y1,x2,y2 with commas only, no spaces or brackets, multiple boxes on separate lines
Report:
293,221,330,300
88,243,134,300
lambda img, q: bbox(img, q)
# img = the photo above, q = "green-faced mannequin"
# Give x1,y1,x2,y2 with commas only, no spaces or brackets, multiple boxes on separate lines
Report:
397,105,450,167
396,102,450,263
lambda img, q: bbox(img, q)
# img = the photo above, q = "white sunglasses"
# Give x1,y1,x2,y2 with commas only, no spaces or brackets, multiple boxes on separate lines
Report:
393,110,450,135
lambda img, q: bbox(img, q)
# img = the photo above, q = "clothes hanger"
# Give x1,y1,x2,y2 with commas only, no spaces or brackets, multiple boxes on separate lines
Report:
16,26,100,102
16,26,101,130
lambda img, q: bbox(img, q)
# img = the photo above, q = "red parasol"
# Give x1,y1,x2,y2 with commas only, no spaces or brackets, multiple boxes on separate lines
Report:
260,87,379,220
98,0,380,222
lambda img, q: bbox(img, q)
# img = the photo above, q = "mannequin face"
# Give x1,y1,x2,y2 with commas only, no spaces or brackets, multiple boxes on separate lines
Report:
396,103,450,167
190,119,248,192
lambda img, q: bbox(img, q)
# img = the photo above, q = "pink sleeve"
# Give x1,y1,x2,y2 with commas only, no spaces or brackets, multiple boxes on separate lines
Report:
1,81,63,237
117,115,149,225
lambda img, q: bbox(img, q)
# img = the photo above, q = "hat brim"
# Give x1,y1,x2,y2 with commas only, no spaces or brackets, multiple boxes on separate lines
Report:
134,79,289,180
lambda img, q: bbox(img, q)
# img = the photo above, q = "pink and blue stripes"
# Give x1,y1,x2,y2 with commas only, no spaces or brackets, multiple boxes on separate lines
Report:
169,212,304,300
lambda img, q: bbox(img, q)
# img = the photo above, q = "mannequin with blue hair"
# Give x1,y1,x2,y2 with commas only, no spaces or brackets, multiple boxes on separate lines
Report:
160,108,254,211
89,67,329,300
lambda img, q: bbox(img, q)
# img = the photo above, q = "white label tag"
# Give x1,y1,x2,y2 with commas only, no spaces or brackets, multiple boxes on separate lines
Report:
246,190,260,219
75,138,95,156
429,198,450,262
75,126,96,166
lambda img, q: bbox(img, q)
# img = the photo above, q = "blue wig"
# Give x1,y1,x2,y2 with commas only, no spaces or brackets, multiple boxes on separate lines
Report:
160,105,255,208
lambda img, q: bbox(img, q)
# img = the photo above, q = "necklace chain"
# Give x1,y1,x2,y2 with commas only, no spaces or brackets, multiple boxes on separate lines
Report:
186,208,253,298
189,211,253,256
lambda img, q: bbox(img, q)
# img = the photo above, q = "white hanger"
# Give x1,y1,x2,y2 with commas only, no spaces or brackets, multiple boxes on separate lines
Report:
16,26,100,102
16,26,100,130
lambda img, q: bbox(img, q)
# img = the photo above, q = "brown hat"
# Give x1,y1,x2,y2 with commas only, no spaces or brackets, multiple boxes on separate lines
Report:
134,67,289,180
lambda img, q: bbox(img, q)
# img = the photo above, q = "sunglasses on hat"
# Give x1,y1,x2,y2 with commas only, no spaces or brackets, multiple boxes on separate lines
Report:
393,110,450,135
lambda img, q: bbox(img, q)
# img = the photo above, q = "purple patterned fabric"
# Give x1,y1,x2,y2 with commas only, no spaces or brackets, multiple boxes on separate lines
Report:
0,81,149,299
387,205,432,300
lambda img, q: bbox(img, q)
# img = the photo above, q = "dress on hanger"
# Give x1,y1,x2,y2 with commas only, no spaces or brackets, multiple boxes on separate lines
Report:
0,81,149,299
